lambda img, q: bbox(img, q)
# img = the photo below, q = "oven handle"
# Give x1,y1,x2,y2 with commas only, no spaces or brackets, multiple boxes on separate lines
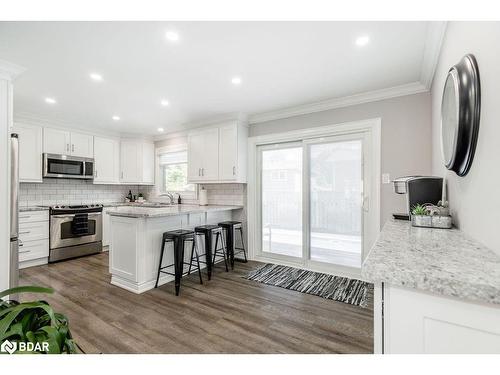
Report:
51,213,102,219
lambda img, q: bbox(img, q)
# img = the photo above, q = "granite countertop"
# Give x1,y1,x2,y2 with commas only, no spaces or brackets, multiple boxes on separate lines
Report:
362,219,500,305
19,206,49,212
106,204,243,218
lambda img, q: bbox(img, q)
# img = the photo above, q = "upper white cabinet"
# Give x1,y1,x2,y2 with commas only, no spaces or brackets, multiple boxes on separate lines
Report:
187,121,247,183
94,136,120,184
188,127,219,182
43,127,93,158
12,123,43,183
120,140,155,185
70,132,94,158
43,128,71,155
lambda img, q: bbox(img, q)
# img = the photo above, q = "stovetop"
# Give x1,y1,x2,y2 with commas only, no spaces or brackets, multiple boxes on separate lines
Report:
50,204,103,215
51,204,103,210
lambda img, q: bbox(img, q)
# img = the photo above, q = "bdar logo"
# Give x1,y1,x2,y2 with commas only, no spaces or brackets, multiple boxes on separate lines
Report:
1,340,17,354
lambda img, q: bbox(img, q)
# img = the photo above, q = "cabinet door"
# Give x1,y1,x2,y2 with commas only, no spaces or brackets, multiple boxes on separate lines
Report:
13,123,43,182
141,142,155,185
201,127,219,180
219,123,238,181
187,132,205,181
102,207,112,247
70,132,94,158
43,128,71,155
94,136,120,183
120,141,140,183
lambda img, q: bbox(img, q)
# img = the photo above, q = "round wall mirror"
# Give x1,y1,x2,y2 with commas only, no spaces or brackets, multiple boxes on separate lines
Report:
440,54,481,177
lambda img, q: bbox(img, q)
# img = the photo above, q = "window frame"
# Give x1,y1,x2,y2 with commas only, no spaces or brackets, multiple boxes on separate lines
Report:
155,144,198,200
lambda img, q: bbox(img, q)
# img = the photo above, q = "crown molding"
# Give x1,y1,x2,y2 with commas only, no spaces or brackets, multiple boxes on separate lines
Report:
248,81,428,124
420,21,447,89
0,59,25,81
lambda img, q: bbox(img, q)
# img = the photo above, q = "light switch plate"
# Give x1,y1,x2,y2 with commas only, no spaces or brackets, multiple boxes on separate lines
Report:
382,173,391,184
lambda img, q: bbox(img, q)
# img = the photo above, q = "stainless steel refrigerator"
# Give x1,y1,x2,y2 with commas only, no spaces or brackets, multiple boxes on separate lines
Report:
10,133,19,290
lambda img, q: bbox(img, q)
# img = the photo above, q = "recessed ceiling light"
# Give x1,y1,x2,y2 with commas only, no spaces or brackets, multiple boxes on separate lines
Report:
112,116,120,121
89,73,103,81
231,77,242,85
160,99,169,107
157,128,164,132
165,31,179,42
45,97,57,104
355,35,370,47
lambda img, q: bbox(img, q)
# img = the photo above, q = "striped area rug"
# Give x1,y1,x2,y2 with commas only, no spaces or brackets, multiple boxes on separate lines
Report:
244,263,372,308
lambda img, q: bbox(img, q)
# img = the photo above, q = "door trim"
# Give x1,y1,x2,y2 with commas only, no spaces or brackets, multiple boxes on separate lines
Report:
247,118,381,279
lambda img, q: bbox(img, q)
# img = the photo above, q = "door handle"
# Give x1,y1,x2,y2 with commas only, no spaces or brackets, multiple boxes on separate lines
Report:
362,195,370,212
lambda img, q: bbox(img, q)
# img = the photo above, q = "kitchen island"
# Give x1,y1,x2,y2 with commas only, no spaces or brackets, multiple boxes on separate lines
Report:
362,219,500,354
107,204,243,293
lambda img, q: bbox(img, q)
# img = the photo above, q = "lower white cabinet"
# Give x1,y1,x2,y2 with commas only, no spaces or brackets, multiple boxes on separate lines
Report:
19,210,49,269
378,284,500,354
12,123,43,183
94,136,120,184
102,207,112,247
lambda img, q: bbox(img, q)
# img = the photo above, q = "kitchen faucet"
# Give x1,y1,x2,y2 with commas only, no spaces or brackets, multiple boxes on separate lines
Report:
159,192,175,204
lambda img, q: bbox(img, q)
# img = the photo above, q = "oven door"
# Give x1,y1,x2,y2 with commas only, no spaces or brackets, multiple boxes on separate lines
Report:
50,213,103,249
43,153,94,179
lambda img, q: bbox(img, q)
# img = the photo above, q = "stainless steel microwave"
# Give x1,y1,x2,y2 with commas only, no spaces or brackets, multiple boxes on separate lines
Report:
43,153,94,179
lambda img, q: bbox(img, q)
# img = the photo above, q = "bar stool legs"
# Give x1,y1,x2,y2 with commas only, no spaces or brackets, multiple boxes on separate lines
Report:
188,238,204,285
236,226,248,263
213,230,229,272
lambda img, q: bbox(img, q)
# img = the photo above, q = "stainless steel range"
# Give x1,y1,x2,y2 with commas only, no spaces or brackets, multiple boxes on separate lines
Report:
49,204,103,262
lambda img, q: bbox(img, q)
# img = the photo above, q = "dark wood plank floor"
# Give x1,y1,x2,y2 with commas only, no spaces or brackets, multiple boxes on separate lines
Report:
19,252,373,354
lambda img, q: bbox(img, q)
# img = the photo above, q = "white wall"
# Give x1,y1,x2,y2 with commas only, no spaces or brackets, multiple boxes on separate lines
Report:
431,22,500,252
250,92,433,227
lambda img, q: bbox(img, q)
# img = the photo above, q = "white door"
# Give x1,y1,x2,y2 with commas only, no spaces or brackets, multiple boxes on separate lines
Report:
219,124,238,180
187,132,205,181
201,127,219,180
70,132,94,158
259,143,303,261
43,127,71,155
13,123,43,182
120,141,140,183
257,132,369,272
94,136,120,183
306,135,364,269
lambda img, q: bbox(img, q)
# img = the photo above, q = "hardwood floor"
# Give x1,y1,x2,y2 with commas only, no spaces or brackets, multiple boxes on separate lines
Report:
19,252,373,354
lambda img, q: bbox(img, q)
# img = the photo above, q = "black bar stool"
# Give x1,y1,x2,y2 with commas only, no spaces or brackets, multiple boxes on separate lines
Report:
194,225,228,280
218,221,247,270
155,229,203,296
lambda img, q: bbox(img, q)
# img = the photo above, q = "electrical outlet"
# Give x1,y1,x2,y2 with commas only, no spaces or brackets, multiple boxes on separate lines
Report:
382,173,391,184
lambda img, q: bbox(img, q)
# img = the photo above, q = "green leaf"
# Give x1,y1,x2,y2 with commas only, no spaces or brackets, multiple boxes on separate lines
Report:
0,286,53,299
0,302,56,336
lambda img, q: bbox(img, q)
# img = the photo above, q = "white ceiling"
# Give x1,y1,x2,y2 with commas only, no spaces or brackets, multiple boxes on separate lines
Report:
0,21,441,136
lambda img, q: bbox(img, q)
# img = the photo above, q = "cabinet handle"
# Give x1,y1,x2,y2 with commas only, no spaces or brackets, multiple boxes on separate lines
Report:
19,215,31,219
72,144,75,152
198,168,201,177
19,249,30,254
95,170,98,178
19,230,30,235
121,172,124,179
233,166,236,176
202,168,204,177
66,144,70,152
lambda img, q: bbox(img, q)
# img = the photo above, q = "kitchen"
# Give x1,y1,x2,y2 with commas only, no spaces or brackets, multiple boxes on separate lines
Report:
1,19,500,358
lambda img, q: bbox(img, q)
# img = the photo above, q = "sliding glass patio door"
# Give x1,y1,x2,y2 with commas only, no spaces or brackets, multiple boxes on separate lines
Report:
257,133,367,271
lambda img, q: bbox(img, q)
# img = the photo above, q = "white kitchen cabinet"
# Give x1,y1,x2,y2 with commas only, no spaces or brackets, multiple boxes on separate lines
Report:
187,127,219,182
120,140,155,185
69,131,94,158
12,123,43,182
43,127,93,158
378,284,500,354
43,127,71,155
102,207,112,247
94,136,120,184
18,209,49,269
187,121,247,183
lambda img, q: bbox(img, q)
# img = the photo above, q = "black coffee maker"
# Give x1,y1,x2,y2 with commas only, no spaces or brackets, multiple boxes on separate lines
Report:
392,176,444,220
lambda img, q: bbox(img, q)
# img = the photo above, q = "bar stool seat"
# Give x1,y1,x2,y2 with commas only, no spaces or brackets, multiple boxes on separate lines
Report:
194,225,228,279
155,229,203,296
218,221,247,269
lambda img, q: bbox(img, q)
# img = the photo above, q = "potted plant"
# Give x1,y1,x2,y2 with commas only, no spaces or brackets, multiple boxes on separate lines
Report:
411,204,432,227
0,286,80,354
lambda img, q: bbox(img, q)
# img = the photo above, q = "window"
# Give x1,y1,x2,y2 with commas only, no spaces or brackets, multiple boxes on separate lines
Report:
157,147,196,196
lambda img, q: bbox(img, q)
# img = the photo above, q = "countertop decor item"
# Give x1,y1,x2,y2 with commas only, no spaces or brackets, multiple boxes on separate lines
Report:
0,286,81,353
441,54,481,177
199,187,208,206
410,203,452,229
